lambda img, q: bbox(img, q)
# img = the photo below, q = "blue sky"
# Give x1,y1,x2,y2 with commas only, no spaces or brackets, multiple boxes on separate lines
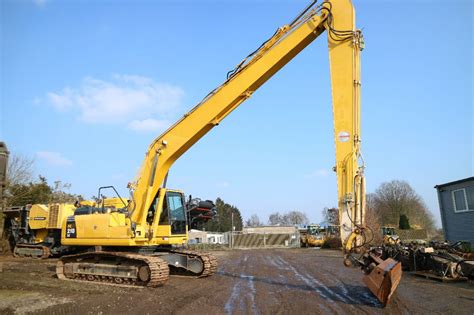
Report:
1,0,472,226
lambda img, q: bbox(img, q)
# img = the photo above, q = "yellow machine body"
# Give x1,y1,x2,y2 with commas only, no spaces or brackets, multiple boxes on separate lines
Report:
5,203,76,257
28,204,49,230
304,235,325,247
381,226,401,245
383,235,401,246
29,204,76,231
61,188,187,247
102,197,128,209
26,204,75,243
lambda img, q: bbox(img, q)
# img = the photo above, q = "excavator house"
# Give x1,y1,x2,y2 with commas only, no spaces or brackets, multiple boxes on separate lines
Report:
8,0,402,306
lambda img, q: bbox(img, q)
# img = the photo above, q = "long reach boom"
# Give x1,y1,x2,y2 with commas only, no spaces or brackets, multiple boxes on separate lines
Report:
131,1,363,243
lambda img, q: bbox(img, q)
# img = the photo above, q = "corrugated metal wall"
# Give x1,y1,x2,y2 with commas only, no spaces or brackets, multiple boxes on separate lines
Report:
232,232,300,248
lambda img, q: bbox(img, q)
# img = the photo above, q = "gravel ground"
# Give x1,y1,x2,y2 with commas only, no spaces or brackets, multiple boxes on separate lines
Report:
0,248,473,314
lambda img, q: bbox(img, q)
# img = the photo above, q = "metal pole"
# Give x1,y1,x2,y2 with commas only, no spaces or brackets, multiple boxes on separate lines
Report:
231,210,234,249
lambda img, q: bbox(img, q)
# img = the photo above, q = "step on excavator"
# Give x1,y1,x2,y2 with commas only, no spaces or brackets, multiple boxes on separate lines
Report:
4,0,402,306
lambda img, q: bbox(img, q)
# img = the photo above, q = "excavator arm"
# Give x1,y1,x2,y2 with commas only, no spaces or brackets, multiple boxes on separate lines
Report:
126,0,400,305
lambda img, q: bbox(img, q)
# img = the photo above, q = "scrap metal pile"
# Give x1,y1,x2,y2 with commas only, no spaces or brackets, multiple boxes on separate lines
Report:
372,240,474,281
186,197,217,230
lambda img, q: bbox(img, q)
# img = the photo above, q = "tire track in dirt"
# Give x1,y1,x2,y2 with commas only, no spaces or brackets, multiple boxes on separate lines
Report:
251,250,370,313
270,255,343,313
314,260,381,308
274,251,391,314
287,251,381,308
223,254,259,315
265,255,293,291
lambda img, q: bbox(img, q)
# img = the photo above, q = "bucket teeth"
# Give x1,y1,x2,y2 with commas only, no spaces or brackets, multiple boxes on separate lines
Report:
362,258,402,306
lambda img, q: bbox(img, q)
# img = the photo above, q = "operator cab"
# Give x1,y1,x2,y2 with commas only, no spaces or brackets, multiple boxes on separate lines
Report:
307,224,321,235
162,190,187,234
147,189,187,235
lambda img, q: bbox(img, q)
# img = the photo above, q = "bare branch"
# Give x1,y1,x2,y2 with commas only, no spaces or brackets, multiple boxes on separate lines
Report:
6,153,34,186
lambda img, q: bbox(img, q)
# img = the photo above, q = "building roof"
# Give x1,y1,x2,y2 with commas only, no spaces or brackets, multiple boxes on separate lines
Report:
434,176,474,189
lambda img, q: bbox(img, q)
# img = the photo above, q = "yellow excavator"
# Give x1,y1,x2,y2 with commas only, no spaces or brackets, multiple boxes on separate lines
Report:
36,0,400,305
3,197,128,258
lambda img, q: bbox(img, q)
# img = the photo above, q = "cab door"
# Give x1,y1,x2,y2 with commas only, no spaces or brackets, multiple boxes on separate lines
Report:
164,191,187,235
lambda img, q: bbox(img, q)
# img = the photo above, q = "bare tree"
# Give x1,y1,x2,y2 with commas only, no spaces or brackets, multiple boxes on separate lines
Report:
4,154,81,205
50,180,81,203
365,193,383,244
6,154,34,186
268,212,283,225
282,210,309,225
267,210,310,225
372,180,435,233
245,214,262,227
321,207,339,225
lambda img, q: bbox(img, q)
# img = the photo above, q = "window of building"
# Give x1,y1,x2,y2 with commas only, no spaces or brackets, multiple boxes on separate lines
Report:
466,186,474,209
452,186,474,213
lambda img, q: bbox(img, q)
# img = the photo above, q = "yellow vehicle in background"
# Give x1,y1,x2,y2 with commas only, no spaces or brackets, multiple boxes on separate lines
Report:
300,224,326,247
4,203,76,258
382,226,401,246
3,191,129,258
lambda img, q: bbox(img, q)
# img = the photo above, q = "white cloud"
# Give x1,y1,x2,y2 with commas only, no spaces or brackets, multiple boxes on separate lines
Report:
46,74,184,127
33,0,49,6
128,118,169,133
37,151,73,167
47,88,74,111
305,168,329,178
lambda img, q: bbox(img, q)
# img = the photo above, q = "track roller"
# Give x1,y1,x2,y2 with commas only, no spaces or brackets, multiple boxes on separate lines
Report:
56,251,169,287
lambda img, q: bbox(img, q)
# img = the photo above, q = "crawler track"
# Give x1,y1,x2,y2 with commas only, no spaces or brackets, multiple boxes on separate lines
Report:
13,244,51,259
56,251,169,287
168,249,218,277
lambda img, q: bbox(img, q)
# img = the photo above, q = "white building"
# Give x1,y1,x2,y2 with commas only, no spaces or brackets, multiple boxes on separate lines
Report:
207,232,226,244
188,229,228,244
188,229,207,244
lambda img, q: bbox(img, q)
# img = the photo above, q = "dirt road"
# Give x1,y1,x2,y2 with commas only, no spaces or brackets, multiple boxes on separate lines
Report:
0,248,472,314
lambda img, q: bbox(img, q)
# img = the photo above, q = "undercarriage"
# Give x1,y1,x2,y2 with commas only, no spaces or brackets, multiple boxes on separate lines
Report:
56,247,218,287
13,244,51,259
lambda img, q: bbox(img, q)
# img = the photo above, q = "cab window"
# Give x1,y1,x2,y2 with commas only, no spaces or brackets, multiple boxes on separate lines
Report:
166,191,186,234
158,196,169,224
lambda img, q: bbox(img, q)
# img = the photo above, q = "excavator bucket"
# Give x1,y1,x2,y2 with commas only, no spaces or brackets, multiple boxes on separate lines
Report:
362,258,402,306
